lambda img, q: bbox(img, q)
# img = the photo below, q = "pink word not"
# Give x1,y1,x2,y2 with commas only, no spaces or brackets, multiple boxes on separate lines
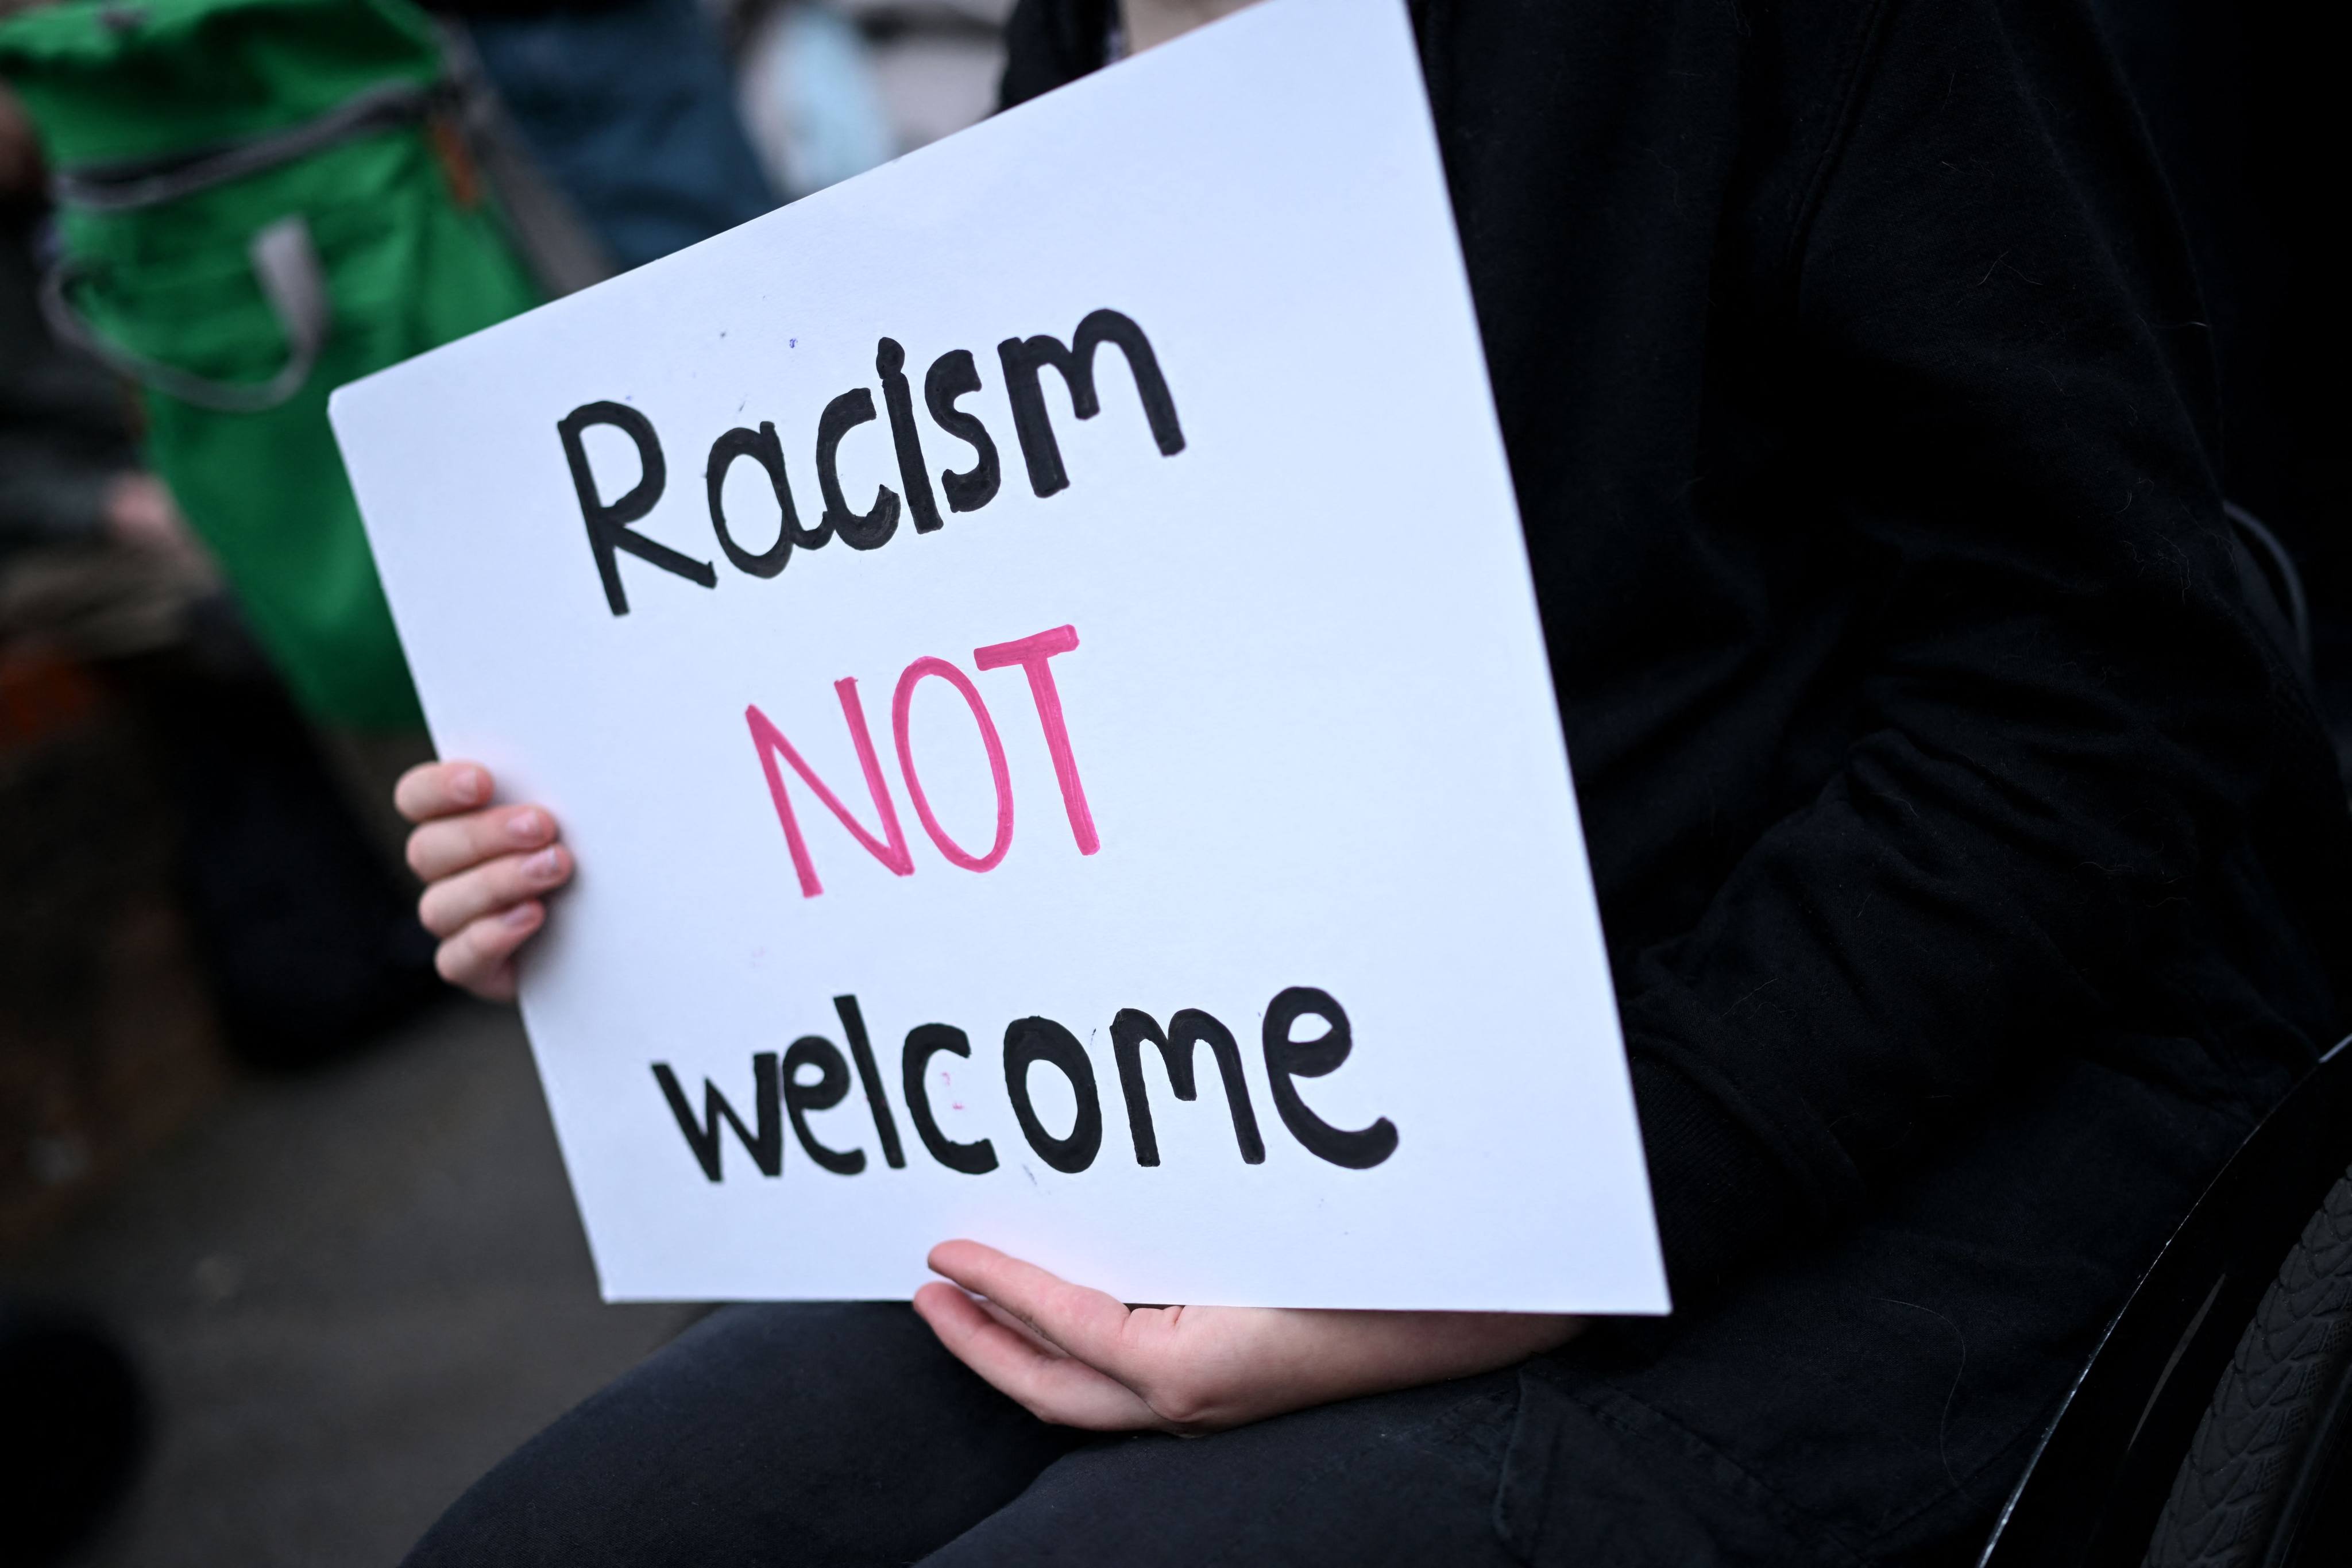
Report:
746,624,1098,897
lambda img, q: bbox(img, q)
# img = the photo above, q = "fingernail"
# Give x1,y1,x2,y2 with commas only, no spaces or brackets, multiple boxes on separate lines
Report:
507,808,545,844
503,902,540,930
454,766,486,805
524,847,562,880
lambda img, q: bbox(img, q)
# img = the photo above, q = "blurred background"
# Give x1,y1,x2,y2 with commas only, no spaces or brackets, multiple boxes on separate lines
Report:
1,1,1007,1561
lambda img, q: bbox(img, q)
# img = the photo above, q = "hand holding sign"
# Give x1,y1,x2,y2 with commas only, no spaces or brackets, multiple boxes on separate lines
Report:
396,760,573,1001
915,1241,1582,1433
333,0,1667,1311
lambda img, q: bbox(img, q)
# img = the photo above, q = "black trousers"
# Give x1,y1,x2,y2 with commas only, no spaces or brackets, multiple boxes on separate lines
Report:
404,1038,2275,1567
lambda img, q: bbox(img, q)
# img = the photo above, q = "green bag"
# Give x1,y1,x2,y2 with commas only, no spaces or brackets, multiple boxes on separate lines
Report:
0,0,555,727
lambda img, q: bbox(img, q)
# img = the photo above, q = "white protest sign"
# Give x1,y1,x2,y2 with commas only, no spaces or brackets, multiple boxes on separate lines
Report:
330,0,1667,1312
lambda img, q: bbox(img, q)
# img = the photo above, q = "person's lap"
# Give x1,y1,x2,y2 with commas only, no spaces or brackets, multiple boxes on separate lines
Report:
923,1366,1531,1566
401,1301,1073,1567
405,1033,2280,1567
401,1297,1548,1567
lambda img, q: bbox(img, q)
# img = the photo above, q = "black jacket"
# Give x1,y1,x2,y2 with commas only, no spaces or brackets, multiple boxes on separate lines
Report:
1004,0,2352,1300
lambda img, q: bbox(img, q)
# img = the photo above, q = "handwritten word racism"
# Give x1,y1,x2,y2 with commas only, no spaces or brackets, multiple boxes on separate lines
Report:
555,309,1184,615
651,988,1400,1184
748,623,1091,897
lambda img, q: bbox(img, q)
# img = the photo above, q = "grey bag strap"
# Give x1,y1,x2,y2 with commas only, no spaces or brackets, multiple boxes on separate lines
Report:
40,214,329,413
434,20,615,299
40,76,421,413
50,78,438,214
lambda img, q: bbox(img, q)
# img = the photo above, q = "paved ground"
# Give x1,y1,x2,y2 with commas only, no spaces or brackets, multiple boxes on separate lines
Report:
3,999,701,1568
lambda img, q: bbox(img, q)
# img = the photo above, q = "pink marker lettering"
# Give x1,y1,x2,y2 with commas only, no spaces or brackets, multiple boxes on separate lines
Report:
974,624,1098,855
744,678,913,897
892,656,1013,872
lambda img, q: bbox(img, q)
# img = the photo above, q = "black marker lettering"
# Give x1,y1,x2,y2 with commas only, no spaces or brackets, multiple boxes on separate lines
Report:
1260,987,1397,1169
815,387,899,550
835,994,905,1168
997,308,1184,499
705,420,829,577
558,400,715,615
1002,1016,1103,1174
1111,1007,1265,1167
782,1035,866,1175
902,1024,998,1175
651,1054,782,1181
922,348,1001,513
876,338,943,534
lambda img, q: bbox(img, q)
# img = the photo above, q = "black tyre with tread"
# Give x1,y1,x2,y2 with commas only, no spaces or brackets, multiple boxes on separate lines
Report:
2144,1163,2352,1568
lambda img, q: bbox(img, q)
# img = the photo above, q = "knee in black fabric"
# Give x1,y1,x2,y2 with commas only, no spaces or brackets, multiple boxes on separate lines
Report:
1495,1372,1774,1568
402,1302,1077,1568
916,1372,1525,1568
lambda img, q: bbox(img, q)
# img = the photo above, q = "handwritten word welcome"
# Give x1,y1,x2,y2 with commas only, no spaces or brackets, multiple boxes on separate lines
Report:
651,988,1401,1185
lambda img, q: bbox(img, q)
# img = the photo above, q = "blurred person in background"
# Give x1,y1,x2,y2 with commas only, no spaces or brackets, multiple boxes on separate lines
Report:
446,0,775,272
1,83,211,642
3,76,441,1068
5,8,793,1560
4,76,161,1568
732,0,1011,200
1,0,790,1060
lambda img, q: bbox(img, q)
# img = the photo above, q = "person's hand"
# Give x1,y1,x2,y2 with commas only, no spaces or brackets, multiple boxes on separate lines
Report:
102,473,203,563
913,1240,1582,1434
395,760,571,1002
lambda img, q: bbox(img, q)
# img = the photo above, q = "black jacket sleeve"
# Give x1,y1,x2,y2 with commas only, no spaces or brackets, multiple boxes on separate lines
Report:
1614,0,2351,1292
